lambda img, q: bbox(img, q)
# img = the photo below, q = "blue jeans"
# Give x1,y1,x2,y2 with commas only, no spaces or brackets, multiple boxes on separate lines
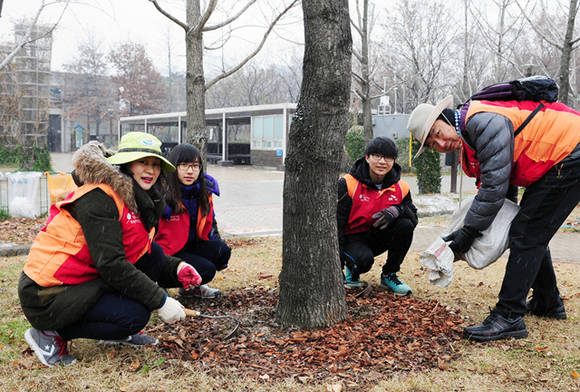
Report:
496,157,580,316
58,242,166,341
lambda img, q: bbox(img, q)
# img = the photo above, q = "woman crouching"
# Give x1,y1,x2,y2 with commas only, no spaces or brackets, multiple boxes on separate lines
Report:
18,132,201,367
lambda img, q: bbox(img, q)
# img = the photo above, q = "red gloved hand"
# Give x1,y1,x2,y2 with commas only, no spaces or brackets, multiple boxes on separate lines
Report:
177,262,202,290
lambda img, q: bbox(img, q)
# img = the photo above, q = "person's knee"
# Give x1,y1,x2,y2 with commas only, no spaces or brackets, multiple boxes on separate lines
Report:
124,304,151,335
393,217,415,235
216,243,231,271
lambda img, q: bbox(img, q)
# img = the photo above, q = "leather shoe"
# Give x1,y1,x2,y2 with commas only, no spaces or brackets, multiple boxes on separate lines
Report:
464,310,528,342
527,296,567,320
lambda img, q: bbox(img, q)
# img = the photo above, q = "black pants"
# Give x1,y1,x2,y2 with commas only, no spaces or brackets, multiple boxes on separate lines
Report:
342,217,415,277
496,157,580,317
175,239,231,285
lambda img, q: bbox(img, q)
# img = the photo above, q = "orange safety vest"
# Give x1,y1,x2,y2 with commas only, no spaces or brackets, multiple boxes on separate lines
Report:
461,100,580,187
24,184,154,287
155,195,214,256
343,174,410,235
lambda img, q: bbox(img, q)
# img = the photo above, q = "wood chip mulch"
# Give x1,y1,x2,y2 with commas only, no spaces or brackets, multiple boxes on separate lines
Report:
151,286,465,383
0,217,45,244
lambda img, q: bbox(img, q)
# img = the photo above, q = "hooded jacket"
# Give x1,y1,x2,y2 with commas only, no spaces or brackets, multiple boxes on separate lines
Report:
337,158,418,252
18,142,182,331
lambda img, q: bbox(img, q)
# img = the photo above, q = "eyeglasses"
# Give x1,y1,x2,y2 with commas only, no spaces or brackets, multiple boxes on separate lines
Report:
177,162,201,171
369,154,394,163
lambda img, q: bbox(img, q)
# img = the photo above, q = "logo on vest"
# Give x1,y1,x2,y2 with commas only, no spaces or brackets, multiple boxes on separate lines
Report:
359,194,370,202
388,194,399,202
126,211,142,225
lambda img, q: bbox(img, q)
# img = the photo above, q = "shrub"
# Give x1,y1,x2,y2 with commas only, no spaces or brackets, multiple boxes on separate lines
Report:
344,127,366,167
411,138,441,193
0,145,52,172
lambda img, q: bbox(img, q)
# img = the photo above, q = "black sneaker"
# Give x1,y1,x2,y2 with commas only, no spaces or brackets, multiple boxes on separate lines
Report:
24,328,76,367
527,296,567,320
99,332,159,346
464,310,528,342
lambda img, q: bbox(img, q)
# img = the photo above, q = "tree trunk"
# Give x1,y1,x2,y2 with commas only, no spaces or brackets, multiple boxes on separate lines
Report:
559,0,578,105
277,0,351,328
360,0,373,142
185,0,208,158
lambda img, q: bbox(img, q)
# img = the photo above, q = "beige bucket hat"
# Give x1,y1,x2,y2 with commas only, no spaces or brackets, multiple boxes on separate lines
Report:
407,95,454,159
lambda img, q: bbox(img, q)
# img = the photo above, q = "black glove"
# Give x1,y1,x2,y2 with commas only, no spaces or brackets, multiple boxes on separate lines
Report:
442,226,481,254
371,206,400,230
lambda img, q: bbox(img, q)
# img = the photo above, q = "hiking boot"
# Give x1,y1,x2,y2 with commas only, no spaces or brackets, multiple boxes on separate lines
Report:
24,328,76,367
180,284,222,299
380,273,412,296
99,332,159,346
526,295,567,320
344,266,363,289
464,309,528,342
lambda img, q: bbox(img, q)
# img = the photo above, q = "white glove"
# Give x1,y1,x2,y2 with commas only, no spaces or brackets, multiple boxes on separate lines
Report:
157,296,186,324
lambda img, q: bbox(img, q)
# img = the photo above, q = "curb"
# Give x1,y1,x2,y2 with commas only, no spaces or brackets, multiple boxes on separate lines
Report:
0,243,31,257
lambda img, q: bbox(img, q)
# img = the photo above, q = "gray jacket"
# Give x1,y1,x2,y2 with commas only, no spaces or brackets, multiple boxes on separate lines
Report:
461,112,514,232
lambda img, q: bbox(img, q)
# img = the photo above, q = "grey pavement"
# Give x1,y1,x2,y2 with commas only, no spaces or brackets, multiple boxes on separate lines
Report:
1,153,578,264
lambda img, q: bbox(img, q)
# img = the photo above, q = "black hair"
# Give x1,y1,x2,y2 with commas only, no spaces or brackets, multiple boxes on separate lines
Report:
437,108,456,127
364,136,398,159
165,144,210,216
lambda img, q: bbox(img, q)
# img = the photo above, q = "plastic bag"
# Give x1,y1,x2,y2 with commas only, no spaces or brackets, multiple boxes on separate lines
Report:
7,172,42,218
45,172,77,205
419,196,520,287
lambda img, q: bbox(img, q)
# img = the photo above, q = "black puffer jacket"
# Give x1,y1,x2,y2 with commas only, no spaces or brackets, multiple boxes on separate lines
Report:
18,142,182,331
337,158,418,252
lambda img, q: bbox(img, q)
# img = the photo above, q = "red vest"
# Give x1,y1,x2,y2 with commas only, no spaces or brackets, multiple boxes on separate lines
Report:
461,100,580,187
156,195,214,256
343,174,410,235
24,184,154,287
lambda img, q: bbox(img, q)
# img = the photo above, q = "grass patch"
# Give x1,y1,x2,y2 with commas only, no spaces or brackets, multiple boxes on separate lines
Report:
1,237,579,391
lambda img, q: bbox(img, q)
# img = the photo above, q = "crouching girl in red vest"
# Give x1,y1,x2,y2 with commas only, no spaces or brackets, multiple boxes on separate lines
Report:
19,132,201,367
155,143,231,299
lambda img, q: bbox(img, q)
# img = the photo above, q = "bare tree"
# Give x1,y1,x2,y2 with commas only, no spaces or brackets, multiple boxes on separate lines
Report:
148,0,299,158
351,0,383,141
63,37,113,138
108,42,166,116
0,0,70,71
517,0,580,104
277,0,351,328
383,0,458,108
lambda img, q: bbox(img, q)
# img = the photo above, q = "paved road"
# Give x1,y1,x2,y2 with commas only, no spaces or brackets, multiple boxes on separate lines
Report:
49,153,579,263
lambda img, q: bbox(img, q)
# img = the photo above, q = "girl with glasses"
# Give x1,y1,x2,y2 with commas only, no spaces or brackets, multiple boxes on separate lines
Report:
156,143,231,299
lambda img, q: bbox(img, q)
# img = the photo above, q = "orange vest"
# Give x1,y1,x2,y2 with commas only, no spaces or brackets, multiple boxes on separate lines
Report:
343,174,410,235
461,100,580,186
155,195,214,256
24,184,154,287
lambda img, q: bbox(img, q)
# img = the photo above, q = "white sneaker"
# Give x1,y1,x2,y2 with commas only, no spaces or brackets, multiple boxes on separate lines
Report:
179,284,222,299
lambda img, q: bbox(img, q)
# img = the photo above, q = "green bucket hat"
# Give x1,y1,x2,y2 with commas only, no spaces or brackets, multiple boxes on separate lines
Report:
107,132,175,173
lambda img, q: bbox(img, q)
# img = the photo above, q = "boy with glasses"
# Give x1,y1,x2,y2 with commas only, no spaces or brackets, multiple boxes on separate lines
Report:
337,137,418,295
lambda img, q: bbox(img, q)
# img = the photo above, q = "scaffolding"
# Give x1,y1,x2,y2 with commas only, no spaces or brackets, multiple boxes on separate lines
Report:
0,22,53,148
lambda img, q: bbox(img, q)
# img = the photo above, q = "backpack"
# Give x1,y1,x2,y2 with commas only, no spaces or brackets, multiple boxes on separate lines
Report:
466,75,559,136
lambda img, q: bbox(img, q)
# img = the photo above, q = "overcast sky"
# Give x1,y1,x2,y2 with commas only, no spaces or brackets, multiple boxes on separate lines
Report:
0,0,304,75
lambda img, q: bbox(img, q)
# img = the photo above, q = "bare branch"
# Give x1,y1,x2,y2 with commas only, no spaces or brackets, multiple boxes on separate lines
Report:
188,0,218,37
203,0,257,32
351,70,364,85
352,88,364,100
205,0,299,90
148,0,187,30
514,0,563,50
0,0,71,70
352,46,363,63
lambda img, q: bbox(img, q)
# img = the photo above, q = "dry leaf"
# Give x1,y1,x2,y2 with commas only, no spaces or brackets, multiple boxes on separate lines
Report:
259,374,270,381
536,345,548,352
572,369,579,379
129,358,141,372
324,382,344,392
107,348,116,359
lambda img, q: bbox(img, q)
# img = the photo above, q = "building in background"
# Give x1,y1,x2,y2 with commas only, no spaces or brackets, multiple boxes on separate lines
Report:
0,23,53,150
119,103,296,168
